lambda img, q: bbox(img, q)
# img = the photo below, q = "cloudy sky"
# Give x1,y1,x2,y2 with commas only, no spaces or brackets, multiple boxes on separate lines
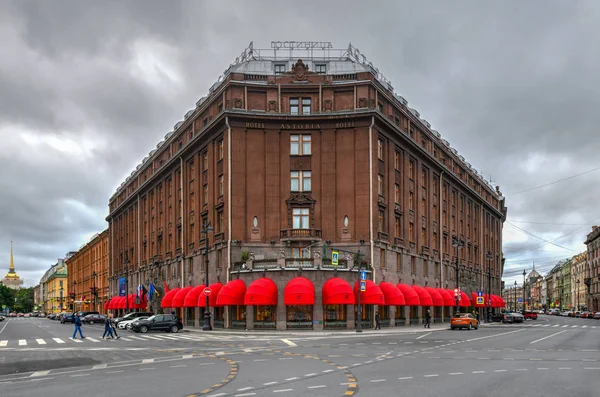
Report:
1,1,598,286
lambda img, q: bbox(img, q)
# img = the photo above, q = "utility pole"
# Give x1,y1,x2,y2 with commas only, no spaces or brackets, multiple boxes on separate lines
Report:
356,249,362,333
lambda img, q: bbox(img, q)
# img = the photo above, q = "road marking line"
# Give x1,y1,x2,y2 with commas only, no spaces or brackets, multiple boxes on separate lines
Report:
237,387,254,391
279,357,293,360
583,326,588,328
553,325,559,327
537,368,549,370
572,325,578,328
285,377,298,381
583,359,597,362
449,372,463,375
71,339,83,343
322,369,334,373
209,394,227,397
273,389,294,393
530,330,567,344
169,365,186,368
139,368,155,371
0,341,7,347
494,370,507,372
584,367,600,370
31,370,51,377
92,364,107,370
70,374,89,377
562,325,568,328
370,379,386,382
142,359,154,364
35,339,46,345
305,373,317,377
126,335,145,340
253,359,268,362
559,367,572,370
263,382,278,386
106,371,124,374
515,369,528,371
234,393,256,397
424,374,439,377
18,340,26,346
582,349,598,352
308,385,326,389
472,371,485,374
529,358,542,361
398,377,413,380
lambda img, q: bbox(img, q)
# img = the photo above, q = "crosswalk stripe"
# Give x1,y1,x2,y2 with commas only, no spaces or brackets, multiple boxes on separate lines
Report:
153,335,177,340
86,337,101,343
119,337,133,341
562,325,569,328
138,335,161,340
572,325,578,328
0,340,7,347
53,338,66,344
583,326,588,328
36,339,46,345
71,338,83,343
18,340,26,346
594,326,597,329
126,335,145,340
553,325,559,327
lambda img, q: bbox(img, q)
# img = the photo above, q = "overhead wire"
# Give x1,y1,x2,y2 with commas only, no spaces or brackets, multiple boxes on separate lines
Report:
508,166,600,196
505,222,577,252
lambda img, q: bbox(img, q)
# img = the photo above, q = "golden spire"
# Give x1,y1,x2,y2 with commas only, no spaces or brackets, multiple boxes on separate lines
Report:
9,241,15,273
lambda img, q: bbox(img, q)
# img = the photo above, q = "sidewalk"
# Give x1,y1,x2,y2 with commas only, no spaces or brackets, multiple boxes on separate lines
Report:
183,322,450,337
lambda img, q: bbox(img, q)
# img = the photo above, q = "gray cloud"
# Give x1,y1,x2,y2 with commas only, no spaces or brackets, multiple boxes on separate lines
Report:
1,0,598,285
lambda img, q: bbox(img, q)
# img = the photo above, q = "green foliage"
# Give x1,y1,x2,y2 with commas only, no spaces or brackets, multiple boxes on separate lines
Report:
0,284,34,313
241,251,250,262
0,282,15,310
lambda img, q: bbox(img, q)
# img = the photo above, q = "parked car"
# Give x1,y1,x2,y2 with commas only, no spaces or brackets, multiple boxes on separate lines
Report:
524,311,538,320
450,313,479,330
122,317,151,330
131,314,183,334
503,312,524,323
593,312,600,320
61,313,74,324
114,312,154,327
82,314,107,325
491,313,505,322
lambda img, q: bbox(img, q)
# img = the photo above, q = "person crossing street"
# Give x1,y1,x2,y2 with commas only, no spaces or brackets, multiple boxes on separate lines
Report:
72,312,85,339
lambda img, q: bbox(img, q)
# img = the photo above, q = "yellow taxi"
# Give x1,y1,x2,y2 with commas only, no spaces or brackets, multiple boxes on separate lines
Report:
450,313,479,330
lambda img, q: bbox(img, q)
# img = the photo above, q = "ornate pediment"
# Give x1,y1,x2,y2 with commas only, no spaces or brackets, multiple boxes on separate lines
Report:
285,193,316,206
282,59,315,81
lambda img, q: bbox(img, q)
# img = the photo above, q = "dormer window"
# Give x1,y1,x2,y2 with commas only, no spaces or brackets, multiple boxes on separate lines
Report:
274,63,286,75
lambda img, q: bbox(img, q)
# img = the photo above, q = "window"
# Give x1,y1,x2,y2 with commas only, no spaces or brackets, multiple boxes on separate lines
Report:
378,210,384,232
217,210,224,232
315,64,326,74
290,98,299,114
396,253,402,272
433,231,438,248
395,217,401,237
411,256,416,274
218,139,224,160
409,160,415,179
203,151,208,171
421,227,427,245
217,249,223,269
302,98,311,114
293,208,310,229
378,174,384,196
409,192,414,210
378,139,384,160
394,151,400,170
275,63,286,74
394,184,400,203
421,198,426,213
290,134,311,155
380,249,386,269
433,177,438,195
409,222,415,242
203,184,208,205
291,171,311,192
424,260,428,277
378,102,384,112
218,175,224,196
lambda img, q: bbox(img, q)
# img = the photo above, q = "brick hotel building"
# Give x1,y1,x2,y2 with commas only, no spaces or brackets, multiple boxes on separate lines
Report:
106,41,507,330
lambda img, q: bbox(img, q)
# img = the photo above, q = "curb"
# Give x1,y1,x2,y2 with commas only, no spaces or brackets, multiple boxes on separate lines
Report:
182,325,451,337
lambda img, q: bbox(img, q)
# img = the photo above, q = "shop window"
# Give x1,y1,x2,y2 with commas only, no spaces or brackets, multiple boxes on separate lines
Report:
324,305,347,329
229,306,246,329
286,305,313,329
254,305,276,329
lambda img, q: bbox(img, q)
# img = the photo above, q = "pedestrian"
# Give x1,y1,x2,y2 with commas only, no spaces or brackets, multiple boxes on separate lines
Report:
102,314,114,339
374,311,381,330
72,312,85,339
424,309,431,329
110,314,120,339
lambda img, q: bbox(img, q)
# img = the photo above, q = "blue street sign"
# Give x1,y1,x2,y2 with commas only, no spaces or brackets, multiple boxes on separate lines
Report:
478,291,483,297
518,298,523,303
360,280,366,292
360,270,367,280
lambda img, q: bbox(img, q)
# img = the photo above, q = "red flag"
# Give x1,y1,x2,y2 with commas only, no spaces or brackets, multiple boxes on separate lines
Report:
163,281,170,294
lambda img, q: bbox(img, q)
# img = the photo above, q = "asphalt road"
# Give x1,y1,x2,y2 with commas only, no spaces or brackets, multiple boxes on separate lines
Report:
2,315,600,396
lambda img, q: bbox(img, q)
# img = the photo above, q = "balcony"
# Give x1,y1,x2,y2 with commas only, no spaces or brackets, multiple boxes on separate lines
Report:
285,258,314,269
280,228,322,240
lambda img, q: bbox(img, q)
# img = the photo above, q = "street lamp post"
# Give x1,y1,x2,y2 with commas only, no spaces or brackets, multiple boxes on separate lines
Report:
513,281,517,311
356,249,363,333
124,252,130,314
452,236,465,313
577,279,580,311
486,252,493,322
522,269,527,314
91,271,98,313
73,280,77,313
59,287,63,312
201,221,214,331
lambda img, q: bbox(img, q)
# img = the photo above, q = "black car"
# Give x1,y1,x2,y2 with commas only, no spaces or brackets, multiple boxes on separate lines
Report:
82,314,107,325
61,313,75,324
131,314,183,334
114,312,154,327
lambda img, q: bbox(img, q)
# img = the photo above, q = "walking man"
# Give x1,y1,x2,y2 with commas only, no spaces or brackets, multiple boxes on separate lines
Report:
374,311,381,330
102,314,114,339
72,312,85,339
424,309,431,329
110,314,120,339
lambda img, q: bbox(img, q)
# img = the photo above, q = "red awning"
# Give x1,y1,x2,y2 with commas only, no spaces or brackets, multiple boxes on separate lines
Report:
216,280,246,307
457,291,471,307
284,277,315,306
379,282,405,306
172,287,193,308
198,283,223,307
112,296,124,309
354,280,385,305
245,278,278,306
436,288,455,306
424,287,444,307
106,298,115,310
492,294,505,308
104,300,110,310
322,277,355,305
161,288,181,308
471,293,486,307
183,285,205,308
411,285,433,306
397,284,420,306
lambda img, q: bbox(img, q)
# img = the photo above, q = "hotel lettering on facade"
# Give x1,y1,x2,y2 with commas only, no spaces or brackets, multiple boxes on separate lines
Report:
107,42,507,330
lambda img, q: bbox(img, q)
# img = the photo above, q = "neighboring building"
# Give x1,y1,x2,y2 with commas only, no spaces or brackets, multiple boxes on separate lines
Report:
33,284,41,309
41,259,67,314
585,226,600,311
66,230,109,314
541,278,547,310
571,252,586,311
561,259,572,310
2,242,23,290
106,41,507,330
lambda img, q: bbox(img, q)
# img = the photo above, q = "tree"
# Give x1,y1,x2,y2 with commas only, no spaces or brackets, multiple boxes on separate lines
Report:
0,282,15,312
14,287,34,313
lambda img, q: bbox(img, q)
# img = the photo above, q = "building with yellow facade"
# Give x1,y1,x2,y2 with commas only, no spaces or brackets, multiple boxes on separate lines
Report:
39,259,68,314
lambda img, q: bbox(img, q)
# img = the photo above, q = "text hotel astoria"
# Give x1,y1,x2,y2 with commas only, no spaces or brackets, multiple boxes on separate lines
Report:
106,41,507,330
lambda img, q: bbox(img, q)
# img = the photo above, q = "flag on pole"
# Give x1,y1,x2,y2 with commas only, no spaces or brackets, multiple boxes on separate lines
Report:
149,283,155,301
163,280,170,294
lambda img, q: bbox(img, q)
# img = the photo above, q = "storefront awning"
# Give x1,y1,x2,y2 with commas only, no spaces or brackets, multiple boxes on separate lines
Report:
183,285,205,308
198,283,223,307
397,284,420,306
113,296,126,309
448,290,471,307
492,294,505,308
216,280,246,307
244,278,278,306
127,294,147,309
353,280,385,305
436,288,455,307
172,287,194,308
284,277,315,306
411,285,433,306
104,300,111,310
322,277,355,305
379,282,405,306
424,287,444,307
160,288,181,309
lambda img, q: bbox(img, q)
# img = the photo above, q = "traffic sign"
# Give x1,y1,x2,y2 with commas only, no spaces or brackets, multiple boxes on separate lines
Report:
332,251,339,266
361,270,367,280
477,297,484,305
477,291,483,297
204,288,212,296
518,298,523,303
360,280,366,292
